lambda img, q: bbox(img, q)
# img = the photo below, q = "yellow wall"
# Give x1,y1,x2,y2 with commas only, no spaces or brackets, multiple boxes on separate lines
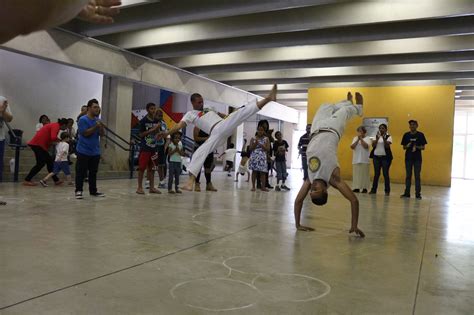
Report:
307,85,456,186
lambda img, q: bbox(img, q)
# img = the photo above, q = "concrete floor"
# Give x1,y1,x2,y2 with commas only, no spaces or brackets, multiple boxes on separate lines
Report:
0,170,473,314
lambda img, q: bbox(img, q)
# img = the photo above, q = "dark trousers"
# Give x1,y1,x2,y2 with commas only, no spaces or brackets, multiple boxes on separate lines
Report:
0,140,4,182
302,155,308,180
405,159,422,196
168,161,181,190
25,145,59,182
75,153,100,193
371,155,391,193
195,152,213,184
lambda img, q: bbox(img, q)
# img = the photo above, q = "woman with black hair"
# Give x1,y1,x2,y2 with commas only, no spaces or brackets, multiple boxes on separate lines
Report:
36,114,50,131
369,123,393,196
23,118,68,186
256,119,274,189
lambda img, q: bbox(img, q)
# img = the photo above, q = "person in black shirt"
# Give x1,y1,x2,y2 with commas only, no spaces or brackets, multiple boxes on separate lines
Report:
400,120,427,199
297,124,311,180
273,131,290,191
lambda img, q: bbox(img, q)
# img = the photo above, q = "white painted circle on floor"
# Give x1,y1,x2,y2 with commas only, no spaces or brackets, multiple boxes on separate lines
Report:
0,197,25,204
253,273,331,302
170,278,259,311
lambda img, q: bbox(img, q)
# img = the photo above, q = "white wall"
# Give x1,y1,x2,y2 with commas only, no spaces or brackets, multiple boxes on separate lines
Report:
0,49,103,141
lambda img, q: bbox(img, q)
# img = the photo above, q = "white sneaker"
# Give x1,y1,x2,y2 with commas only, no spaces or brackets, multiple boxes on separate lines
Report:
145,180,150,189
75,191,83,199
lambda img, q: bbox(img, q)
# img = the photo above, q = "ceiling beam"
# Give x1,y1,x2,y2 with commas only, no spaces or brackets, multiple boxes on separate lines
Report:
63,0,343,37
163,35,474,68
136,16,474,59
95,0,474,49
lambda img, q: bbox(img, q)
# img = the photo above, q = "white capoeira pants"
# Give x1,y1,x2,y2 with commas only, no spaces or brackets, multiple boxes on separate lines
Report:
311,100,363,137
188,100,260,177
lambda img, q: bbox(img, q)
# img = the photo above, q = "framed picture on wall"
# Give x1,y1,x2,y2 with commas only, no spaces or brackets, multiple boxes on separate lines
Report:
363,117,389,139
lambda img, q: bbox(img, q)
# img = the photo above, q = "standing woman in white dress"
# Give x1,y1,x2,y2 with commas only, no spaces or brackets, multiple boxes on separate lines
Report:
350,126,372,193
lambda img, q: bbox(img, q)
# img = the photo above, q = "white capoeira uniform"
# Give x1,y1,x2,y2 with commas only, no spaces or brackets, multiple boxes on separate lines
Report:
306,100,362,184
182,100,260,177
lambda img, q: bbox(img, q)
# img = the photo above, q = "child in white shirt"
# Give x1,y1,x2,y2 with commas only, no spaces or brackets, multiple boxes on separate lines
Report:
40,133,73,186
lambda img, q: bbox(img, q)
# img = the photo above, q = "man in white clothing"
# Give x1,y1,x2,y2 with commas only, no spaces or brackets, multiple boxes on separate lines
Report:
161,84,277,191
294,92,365,237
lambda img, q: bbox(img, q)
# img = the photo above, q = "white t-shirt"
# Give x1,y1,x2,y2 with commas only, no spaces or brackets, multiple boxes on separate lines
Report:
351,136,372,164
36,123,44,132
223,148,238,162
0,106,12,141
374,135,393,156
55,142,69,162
306,131,339,184
181,109,222,134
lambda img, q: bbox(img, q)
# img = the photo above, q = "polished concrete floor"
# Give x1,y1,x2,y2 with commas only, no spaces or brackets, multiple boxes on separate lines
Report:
0,170,473,314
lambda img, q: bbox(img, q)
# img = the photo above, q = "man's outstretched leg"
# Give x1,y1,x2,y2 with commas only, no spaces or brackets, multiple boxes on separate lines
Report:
181,84,277,191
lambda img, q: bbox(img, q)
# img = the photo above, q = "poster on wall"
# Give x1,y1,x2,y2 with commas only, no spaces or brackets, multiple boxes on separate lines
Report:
363,117,389,139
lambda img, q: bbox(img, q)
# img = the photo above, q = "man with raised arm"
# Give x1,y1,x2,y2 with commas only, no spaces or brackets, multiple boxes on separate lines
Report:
161,84,277,191
294,92,365,237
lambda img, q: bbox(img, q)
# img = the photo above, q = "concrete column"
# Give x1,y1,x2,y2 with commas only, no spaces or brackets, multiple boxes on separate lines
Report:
101,76,133,171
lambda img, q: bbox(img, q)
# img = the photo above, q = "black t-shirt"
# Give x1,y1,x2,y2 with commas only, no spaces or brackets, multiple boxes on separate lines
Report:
401,131,427,161
273,140,289,162
298,133,310,157
195,129,209,147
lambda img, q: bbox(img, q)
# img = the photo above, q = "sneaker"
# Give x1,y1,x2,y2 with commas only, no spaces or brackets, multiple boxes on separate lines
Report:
275,186,281,191
227,173,232,177
194,184,201,192
90,192,105,197
266,184,274,189
400,194,411,199
352,189,360,193
39,180,48,187
75,191,83,199
416,194,422,200
282,185,291,190
168,190,175,194
362,189,368,193
176,189,183,194
144,180,150,189
159,182,167,189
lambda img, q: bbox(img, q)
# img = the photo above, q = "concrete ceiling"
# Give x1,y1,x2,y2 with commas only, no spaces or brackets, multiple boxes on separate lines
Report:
62,0,474,108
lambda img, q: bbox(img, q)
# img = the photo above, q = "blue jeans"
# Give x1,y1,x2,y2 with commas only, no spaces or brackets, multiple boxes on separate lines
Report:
275,161,288,181
371,156,391,193
405,159,422,196
0,140,4,182
168,161,181,190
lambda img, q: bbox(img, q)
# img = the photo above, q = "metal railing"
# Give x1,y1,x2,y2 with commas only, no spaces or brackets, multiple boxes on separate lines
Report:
102,126,136,179
3,121,27,182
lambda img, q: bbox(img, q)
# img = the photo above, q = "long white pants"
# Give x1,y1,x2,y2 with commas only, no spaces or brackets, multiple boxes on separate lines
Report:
188,100,259,177
311,100,362,137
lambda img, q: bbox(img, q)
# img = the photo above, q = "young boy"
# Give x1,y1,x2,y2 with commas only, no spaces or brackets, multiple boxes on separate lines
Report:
219,143,238,177
273,131,290,191
167,132,185,194
40,133,73,186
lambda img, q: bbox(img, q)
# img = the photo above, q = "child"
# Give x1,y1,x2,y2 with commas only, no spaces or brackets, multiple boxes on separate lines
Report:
219,143,237,177
235,140,250,182
273,131,290,191
167,132,185,194
249,126,270,192
40,133,73,186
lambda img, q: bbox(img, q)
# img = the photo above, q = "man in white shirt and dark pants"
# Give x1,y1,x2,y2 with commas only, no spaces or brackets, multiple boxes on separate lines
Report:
162,85,277,191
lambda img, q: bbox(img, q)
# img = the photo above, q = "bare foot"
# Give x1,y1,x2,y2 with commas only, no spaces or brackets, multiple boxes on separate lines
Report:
136,188,145,195
181,180,194,191
355,92,363,106
349,227,365,237
268,84,277,102
149,188,161,194
261,188,269,192
251,188,256,191
296,225,315,232
347,92,353,103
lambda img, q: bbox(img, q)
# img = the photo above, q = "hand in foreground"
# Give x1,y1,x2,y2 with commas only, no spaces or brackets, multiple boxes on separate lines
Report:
349,227,365,237
296,225,315,232
78,0,122,24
